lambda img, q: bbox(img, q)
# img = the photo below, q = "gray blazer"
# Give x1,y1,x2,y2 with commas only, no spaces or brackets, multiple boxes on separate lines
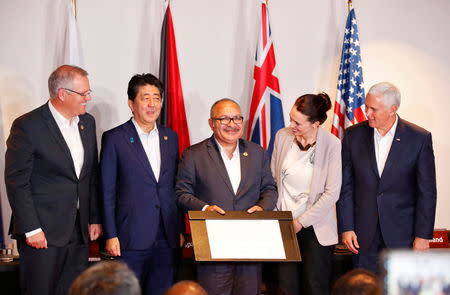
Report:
176,135,277,211
271,127,341,246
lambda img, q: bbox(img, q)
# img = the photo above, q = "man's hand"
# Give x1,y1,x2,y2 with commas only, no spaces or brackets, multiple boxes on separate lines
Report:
205,205,225,215
247,205,263,213
106,237,121,256
89,224,102,241
293,220,303,233
26,231,48,249
413,237,430,251
342,231,359,254
180,233,185,248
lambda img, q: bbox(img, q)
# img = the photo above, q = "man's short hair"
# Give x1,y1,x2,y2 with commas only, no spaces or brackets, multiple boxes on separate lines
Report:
127,73,164,102
164,280,208,295
209,98,241,118
48,65,88,98
332,269,381,295
367,82,401,109
68,261,141,295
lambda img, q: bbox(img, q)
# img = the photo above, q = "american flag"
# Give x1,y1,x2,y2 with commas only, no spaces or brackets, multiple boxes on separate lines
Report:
247,0,284,158
331,4,366,139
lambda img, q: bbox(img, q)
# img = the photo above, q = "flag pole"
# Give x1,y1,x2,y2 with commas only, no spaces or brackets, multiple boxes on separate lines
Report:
348,0,352,13
72,0,77,19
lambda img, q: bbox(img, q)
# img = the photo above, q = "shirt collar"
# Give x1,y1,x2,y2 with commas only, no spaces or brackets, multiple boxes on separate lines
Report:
48,100,79,127
214,137,240,159
131,118,158,136
374,114,398,138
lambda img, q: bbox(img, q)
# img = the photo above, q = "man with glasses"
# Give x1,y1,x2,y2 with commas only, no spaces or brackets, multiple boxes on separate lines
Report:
176,98,277,295
5,65,102,295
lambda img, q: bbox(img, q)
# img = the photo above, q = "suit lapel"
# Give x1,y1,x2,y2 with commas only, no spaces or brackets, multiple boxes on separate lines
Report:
158,125,169,180
207,136,235,196
380,119,403,181
236,139,248,198
41,103,76,176
124,120,157,182
365,125,380,178
78,116,89,179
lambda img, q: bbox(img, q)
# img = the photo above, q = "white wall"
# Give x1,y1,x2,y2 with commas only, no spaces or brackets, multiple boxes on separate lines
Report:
1,0,449,246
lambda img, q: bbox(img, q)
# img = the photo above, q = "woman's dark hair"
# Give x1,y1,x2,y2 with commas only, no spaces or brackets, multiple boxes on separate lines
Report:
293,92,332,125
127,73,164,102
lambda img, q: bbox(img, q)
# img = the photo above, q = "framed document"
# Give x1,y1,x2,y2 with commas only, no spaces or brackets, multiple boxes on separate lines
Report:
188,211,300,262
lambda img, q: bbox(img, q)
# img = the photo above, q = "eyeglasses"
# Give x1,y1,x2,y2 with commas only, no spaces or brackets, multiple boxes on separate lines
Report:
212,116,244,125
63,88,92,98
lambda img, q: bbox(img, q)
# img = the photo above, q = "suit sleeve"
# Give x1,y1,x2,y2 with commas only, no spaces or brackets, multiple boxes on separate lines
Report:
336,131,355,233
173,134,185,235
99,132,119,239
5,118,41,234
298,141,342,227
414,132,437,239
175,149,209,211
89,118,101,224
256,149,278,210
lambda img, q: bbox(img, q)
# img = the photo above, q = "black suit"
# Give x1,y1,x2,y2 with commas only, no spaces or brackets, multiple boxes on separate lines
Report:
176,136,277,295
5,103,100,295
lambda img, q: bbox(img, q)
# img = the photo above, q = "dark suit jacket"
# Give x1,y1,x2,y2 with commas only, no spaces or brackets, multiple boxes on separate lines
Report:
337,118,437,249
5,103,100,247
100,120,181,250
176,136,277,212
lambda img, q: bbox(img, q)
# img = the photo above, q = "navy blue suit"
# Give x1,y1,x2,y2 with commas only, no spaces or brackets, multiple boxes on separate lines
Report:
337,118,437,272
100,119,181,294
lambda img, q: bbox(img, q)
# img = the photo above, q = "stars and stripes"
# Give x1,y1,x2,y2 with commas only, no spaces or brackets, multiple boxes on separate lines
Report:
331,5,366,139
247,0,284,158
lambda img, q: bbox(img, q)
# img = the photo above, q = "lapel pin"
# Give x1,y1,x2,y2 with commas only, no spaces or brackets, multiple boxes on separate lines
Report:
130,137,134,143
243,152,248,157
164,136,168,141
396,138,400,142
80,125,84,130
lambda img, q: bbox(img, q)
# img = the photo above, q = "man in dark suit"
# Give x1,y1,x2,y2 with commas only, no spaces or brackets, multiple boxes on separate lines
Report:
176,98,277,295
100,73,183,295
5,65,102,295
337,82,437,273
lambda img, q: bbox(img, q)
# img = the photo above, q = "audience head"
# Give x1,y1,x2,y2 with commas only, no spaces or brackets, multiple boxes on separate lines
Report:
289,92,331,137
164,280,208,295
208,98,244,147
332,269,381,295
48,65,91,119
68,261,141,295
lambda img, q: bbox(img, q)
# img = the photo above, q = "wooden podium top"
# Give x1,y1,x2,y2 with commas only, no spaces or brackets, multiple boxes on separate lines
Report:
188,210,301,262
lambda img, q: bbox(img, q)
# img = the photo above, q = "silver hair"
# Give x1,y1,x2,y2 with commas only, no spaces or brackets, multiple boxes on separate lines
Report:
68,261,141,295
210,98,241,118
367,82,401,109
48,65,88,98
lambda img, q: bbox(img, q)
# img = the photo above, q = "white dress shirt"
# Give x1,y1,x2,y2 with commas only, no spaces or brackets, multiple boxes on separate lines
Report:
215,138,241,194
26,101,84,237
132,118,161,181
202,138,241,211
374,115,398,176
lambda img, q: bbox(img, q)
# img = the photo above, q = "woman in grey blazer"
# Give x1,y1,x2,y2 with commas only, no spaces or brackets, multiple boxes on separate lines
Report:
271,93,342,295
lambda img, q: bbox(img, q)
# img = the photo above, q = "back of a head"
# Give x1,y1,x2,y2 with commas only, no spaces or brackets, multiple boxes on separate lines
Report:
332,269,381,295
164,280,208,295
68,261,141,295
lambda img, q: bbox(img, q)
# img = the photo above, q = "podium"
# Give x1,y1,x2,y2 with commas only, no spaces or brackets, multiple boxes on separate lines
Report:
188,211,300,262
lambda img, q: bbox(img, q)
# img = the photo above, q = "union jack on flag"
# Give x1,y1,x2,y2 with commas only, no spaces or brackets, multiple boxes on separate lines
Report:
331,5,366,139
247,0,284,158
